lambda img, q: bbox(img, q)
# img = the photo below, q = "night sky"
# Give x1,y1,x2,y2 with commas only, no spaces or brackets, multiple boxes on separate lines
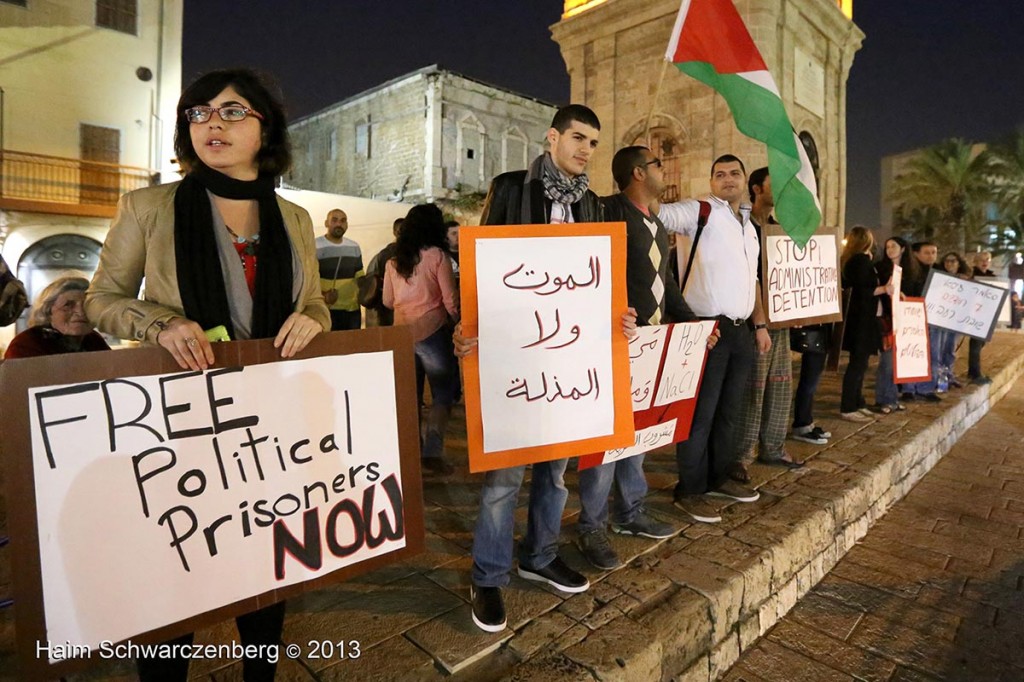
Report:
183,1,1024,227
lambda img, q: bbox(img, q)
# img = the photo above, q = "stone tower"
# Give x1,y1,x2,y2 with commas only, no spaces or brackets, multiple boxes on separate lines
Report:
551,0,863,230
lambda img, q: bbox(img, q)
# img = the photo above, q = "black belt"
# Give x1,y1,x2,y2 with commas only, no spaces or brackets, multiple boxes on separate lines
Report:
699,315,749,327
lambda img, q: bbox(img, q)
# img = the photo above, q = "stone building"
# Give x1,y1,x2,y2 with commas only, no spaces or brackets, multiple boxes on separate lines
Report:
551,0,863,230
286,66,558,207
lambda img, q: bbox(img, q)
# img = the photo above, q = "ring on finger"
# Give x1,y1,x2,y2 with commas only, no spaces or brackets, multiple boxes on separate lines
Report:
186,337,198,348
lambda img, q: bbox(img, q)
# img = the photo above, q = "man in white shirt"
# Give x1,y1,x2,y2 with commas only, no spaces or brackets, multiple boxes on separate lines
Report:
658,154,770,523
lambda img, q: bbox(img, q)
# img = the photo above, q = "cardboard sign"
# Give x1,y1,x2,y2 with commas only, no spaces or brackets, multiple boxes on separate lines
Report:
923,269,1010,341
761,225,843,328
0,328,424,679
894,298,932,382
578,321,715,470
459,223,633,473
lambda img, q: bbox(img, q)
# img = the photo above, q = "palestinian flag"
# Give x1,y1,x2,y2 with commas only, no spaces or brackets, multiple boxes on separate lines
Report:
666,0,821,247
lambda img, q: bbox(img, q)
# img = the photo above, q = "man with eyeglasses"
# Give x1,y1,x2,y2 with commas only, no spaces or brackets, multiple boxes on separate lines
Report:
316,208,364,330
573,145,715,570
656,154,768,524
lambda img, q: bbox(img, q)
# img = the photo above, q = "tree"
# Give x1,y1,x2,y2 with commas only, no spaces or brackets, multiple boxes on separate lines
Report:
985,128,1024,253
889,138,994,253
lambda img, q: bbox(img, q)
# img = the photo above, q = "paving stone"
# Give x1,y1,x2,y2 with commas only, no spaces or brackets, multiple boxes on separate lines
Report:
500,652,594,682
283,573,462,668
405,604,512,674
830,557,924,600
708,631,741,681
649,547,744,641
847,611,959,677
507,611,578,661
563,615,661,682
601,564,674,604
764,619,896,682
317,635,443,681
732,639,854,682
887,666,942,682
634,586,713,677
962,576,1024,615
683,535,773,617
785,591,863,641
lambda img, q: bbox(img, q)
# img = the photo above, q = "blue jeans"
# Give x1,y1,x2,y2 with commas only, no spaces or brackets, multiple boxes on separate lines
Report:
577,455,647,533
875,347,898,406
471,458,569,587
414,326,461,407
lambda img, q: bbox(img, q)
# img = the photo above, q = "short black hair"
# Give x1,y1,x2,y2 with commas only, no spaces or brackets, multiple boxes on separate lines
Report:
444,220,460,228
710,154,746,177
550,104,601,133
911,241,936,252
174,68,292,176
611,146,650,192
748,166,769,202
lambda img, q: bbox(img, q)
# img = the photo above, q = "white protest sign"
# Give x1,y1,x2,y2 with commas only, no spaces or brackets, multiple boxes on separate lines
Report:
923,269,1010,341
764,234,841,323
654,320,716,407
627,325,669,411
894,299,931,382
476,236,614,453
601,420,678,465
891,264,903,311
28,353,405,656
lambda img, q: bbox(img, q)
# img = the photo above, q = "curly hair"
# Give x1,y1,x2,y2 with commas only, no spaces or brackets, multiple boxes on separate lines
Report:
29,276,89,328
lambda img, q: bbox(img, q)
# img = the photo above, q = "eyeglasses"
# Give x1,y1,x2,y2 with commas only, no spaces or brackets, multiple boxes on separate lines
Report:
640,158,663,169
184,105,265,124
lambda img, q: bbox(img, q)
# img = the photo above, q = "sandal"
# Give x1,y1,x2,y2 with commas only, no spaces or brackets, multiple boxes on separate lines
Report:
872,404,893,415
892,402,907,412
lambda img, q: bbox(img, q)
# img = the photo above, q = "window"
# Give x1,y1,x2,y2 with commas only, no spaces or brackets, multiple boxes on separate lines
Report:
466,149,475,160
96,0,137,35
356,121,371,159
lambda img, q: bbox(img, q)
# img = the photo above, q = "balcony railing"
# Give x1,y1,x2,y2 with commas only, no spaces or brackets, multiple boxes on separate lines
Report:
0,150,157,213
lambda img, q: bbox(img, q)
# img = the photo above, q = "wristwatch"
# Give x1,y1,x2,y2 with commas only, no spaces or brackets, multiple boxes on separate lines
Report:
754,323,767,330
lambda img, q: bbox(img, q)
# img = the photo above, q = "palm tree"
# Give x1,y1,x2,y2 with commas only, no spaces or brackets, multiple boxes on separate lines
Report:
889,138,993,253
986,128,1024,227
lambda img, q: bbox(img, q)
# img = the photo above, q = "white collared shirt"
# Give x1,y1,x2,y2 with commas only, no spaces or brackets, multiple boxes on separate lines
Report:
659,195,760,319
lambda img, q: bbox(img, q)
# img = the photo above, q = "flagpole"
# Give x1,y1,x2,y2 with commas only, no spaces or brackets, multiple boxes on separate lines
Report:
643,59,670,145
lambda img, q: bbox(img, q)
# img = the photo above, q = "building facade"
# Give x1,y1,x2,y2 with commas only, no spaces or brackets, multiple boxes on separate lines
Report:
550,0,863,230
0,0,182,344
286,66,558,207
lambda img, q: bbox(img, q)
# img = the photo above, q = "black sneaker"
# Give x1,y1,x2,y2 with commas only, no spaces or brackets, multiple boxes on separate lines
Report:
578,529,622,570
470,585,507,633
791,429,827,445
518,556,590,593
809,426,833,439
612,511,677,539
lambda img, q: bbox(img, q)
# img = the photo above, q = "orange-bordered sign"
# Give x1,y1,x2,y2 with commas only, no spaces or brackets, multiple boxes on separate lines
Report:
459,222,634,473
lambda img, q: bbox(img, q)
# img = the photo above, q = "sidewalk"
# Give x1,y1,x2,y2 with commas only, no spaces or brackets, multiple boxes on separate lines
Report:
1,330,1023,680
724,342,1024,681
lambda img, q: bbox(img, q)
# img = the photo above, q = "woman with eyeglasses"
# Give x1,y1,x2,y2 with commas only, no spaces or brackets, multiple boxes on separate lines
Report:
86,68,329,682
4,276,110,358
87,68,329,371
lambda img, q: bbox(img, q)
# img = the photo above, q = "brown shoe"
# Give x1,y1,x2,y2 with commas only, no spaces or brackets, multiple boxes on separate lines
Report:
673,495,722,523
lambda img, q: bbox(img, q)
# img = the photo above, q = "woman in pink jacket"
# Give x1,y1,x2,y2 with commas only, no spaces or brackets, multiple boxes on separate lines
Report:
384,203,461,474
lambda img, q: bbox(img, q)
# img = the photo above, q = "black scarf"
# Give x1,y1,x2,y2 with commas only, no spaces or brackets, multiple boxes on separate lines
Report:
173,162,293,340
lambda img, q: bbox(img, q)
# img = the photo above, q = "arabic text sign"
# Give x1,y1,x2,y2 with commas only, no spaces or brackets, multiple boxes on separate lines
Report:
0,330,423,678
579,321,715,469
764,232,842,325
459,223,633,472
894,298,931,383
923,269,1010,341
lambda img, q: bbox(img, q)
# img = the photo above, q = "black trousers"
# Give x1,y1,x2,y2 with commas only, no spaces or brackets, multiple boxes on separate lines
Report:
792,350,827,429
675,321,755,496
329,308,362,331
968,337,985,379
840,348,871,413
137,602,286,682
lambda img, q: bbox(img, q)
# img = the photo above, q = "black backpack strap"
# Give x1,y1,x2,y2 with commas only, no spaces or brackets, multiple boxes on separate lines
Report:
680,200,711,294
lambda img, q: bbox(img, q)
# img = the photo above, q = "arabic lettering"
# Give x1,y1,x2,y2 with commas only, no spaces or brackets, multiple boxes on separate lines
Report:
505,368,601,403
502,257,602,296
522,309,582,350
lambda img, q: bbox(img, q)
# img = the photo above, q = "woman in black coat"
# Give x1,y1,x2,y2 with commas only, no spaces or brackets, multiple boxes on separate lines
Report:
840,226,892,421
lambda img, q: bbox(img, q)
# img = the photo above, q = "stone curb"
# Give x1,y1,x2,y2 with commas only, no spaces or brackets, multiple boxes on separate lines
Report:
505,337,1024,682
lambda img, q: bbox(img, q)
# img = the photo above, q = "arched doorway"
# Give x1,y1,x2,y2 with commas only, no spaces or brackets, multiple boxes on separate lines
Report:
15,234,102,332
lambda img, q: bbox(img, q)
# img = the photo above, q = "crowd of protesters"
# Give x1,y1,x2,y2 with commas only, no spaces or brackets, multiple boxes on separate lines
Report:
1,68,1019,666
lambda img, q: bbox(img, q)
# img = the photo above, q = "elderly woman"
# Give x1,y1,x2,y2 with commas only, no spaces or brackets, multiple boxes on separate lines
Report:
86,68,328,682
4,276,109,358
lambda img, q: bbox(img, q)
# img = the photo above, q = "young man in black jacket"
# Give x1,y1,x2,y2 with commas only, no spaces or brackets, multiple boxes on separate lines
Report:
455,105,615,633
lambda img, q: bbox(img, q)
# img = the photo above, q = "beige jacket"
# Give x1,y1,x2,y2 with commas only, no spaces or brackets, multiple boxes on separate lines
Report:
86,182,331,344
